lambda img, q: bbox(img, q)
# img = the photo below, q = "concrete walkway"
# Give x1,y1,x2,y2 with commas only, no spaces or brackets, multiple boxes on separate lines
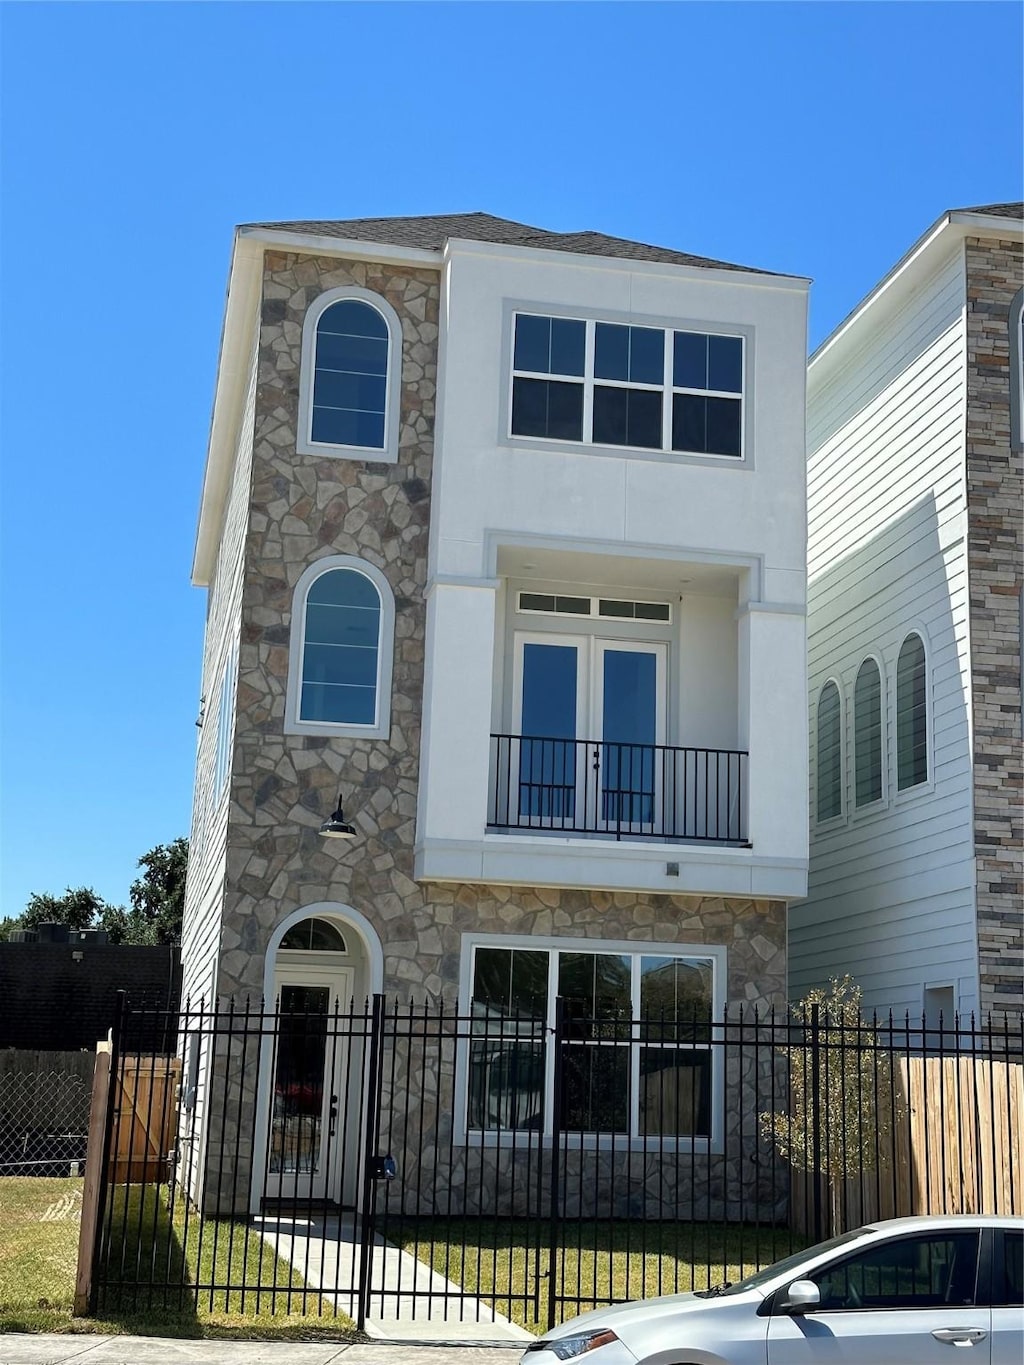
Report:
0,1339,525,1365
253,1215,531,1344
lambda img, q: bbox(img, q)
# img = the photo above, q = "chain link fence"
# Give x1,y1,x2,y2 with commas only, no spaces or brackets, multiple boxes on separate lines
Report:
0,1052,93,1176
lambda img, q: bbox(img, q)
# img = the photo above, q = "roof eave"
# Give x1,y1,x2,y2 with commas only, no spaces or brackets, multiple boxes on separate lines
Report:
238,224,443,268
809,208,1023,382
191,232,264,586
442,234,811,288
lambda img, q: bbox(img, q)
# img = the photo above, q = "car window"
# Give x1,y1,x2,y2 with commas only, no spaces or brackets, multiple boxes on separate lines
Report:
810,1232,979,1310
707,1229,870,1296
995,1231,1023,1307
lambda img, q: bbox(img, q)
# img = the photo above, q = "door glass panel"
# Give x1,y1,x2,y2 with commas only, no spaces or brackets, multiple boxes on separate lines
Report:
271,985,329,1175
601,649,657,824
519,643,578,820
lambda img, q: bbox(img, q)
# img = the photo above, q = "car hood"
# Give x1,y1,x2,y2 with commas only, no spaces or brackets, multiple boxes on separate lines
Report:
543,1287,765,1338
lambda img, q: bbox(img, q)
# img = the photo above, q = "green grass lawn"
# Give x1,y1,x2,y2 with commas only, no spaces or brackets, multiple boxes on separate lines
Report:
0,1177,357,1339
394,1216,806,1333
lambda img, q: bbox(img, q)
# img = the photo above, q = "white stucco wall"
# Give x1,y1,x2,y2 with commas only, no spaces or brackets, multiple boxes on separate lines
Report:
416,241,809,897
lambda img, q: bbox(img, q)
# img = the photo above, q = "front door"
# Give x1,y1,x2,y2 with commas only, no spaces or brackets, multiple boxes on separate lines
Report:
266,964,354,1203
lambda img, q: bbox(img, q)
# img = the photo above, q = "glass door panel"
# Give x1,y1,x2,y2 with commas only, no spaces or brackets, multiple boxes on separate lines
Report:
271,985,329,1186
517,640,582,826
596,643,665,832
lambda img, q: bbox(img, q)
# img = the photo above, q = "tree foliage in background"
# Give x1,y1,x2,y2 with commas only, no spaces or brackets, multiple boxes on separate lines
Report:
2,839,189,945
759,975,903,1178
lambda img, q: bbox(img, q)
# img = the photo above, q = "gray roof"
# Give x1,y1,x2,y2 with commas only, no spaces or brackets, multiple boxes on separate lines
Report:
243,211,782,275
953,201,1023,220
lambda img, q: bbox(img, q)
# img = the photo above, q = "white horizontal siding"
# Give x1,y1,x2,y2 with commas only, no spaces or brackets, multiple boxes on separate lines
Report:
795,243,978,1020
181,331,257,1009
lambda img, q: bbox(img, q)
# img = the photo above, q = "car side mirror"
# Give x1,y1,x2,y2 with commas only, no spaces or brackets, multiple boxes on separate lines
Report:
780,1279,821,1315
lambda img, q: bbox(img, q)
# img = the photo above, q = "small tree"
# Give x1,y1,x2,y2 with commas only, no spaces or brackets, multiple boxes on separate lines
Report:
760,977,904,1231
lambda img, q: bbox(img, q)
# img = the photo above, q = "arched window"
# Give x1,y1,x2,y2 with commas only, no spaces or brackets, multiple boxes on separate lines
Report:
896,633,928,790
854,658,883,808
1010,286,1023,451
285,556,395,739
816,681,843,821
279,918,347,952
297,287,402,463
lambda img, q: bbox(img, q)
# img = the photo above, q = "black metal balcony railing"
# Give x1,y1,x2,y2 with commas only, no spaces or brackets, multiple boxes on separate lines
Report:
488,734,749,844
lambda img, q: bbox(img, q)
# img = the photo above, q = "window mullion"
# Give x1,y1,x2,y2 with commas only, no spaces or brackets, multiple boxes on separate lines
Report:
583,321,595,443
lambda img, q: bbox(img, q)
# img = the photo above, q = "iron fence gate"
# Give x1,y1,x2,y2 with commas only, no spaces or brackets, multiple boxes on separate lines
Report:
88,994,1023,1332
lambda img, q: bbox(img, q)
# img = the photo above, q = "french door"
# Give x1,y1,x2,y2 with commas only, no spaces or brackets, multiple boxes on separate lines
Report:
266,962,354,1202
512,634,667,833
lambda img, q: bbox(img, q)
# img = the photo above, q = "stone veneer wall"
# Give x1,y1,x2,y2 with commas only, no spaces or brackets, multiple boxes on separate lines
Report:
965,235,1023,1017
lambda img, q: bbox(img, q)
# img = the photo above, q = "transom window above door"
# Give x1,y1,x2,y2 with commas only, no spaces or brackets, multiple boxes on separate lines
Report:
510,312,746,459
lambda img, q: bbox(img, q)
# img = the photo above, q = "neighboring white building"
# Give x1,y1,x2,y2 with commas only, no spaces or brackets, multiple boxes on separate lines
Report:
793,203,1023,1022
181,213,810,1210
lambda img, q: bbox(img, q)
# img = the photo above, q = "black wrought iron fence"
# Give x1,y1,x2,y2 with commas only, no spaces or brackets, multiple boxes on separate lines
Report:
87,996,1023,1333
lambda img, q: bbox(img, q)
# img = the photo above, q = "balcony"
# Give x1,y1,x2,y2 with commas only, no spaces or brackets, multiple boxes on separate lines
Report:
488,735,749,845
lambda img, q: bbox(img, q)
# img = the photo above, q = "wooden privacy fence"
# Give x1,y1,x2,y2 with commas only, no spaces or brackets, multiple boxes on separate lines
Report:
792,1053,1024,1236
74,1039,181,1314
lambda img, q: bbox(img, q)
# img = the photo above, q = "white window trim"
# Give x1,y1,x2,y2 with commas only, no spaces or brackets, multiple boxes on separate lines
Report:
455,932,727,1153
506,308,748,462
814,677,845,827
296,286,403,463
851,653,887,815
893,628,931,798
284,554,395,739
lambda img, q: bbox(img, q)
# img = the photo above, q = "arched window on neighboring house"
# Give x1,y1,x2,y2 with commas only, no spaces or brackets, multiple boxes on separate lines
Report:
1010,286,1023,451
816,680,843,821
896,632,928,790
285,556,395,739
854,657,883,808
297,288,402,462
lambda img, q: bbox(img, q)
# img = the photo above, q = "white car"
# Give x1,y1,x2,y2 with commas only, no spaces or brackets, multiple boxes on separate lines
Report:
521,1215,1023,1364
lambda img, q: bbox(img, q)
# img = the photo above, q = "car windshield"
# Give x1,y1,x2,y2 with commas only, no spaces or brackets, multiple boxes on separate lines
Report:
698,1229,871,1297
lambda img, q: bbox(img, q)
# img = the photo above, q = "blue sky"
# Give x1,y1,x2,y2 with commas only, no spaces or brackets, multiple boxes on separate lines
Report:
1,1,1021,916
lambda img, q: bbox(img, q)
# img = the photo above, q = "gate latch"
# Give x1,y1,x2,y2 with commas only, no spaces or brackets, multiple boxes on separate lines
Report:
370,1153,397,1181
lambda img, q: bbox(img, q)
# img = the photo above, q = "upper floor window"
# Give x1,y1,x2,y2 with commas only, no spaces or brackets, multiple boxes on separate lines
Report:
510,313,745,459
816,680,843,821
896,633,928,790
854,658,883,808
297,287,402,463
284,556,395,739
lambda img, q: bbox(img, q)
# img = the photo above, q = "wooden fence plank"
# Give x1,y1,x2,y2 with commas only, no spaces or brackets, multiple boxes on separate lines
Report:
73,1044,111,1316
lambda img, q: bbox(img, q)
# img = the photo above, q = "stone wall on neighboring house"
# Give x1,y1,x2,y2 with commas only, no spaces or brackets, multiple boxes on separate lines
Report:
965,234,1024,1017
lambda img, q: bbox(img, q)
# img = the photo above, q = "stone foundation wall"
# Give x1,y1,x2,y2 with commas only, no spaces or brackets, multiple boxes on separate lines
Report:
965,235,1023,1017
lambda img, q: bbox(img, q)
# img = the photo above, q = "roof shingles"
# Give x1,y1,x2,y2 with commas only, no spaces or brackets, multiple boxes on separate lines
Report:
243,211,780,275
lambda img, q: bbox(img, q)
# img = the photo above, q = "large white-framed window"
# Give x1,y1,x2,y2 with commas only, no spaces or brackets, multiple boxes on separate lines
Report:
296,286,402,463
896,632,928,791
508,312,747,459
816,679,843,822
458,934,726,1150
853,656,884,809
284,555,395,739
